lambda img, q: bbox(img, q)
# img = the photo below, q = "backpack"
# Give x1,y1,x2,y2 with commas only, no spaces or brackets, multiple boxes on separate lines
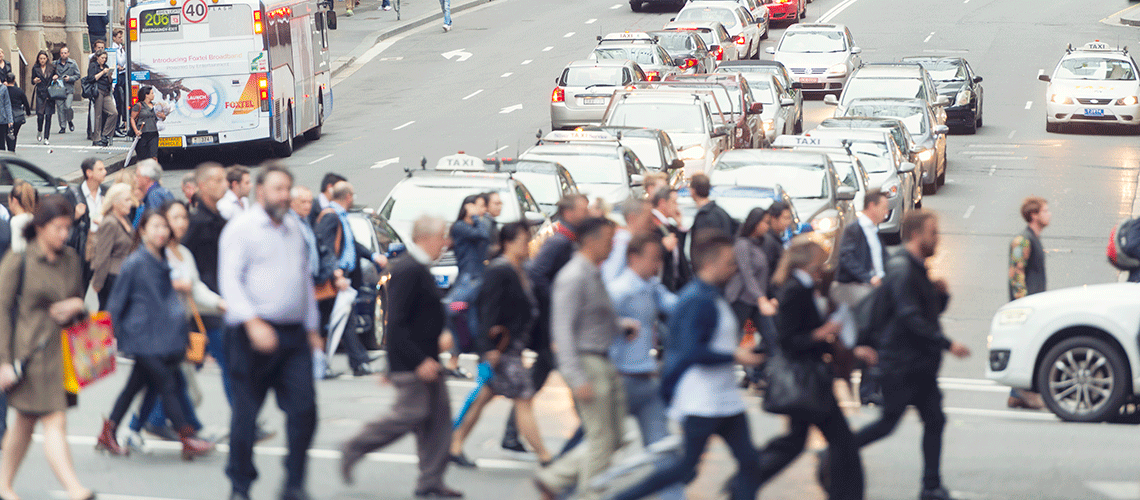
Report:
852,277,893,348
80,76,97,99
1107,219,1140,271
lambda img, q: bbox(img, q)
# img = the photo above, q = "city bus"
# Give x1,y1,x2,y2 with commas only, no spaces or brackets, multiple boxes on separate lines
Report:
126,0,336,157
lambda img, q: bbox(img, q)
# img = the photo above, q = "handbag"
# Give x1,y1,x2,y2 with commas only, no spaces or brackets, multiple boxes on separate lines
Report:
314,208,343,301
47,80,67,101
80,76,98,99
60,311,116,393
185,299,208,364
761,352,835,422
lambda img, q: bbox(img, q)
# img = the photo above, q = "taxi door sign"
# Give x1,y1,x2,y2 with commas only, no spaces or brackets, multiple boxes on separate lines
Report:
436,153,485,171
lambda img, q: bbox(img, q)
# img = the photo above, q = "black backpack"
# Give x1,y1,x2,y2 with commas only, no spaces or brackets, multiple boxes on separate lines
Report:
853,278,893,348
80,76,98,99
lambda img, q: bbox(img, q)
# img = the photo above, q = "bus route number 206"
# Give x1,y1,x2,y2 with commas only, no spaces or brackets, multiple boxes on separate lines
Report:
141,9,181,34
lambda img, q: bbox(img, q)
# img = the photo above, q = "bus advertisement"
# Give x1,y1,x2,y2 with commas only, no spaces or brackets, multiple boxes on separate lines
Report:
127,0,335,156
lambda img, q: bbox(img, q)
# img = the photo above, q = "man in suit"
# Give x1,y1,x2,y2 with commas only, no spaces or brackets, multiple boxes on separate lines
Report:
833,191,890,306
688,173,737,246
761,202,793,280
651,188,690,292
340,215,462,499
313,181,384,377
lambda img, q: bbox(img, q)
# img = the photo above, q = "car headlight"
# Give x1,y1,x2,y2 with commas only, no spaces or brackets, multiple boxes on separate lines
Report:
735,127,744,137
1050,94,1073,105
762,119,774,132
917,149,933,162
1115,95,1139,106
883,181,900,199
955,89,971,106
997,307,1032,326
678,145,706,161
826,63,847,75
810,215,838,233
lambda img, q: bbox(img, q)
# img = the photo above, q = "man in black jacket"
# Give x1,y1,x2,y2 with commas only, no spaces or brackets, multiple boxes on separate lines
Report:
761,202,792,280
340,216,462,499
688,173,737,245
853,211,970,500
651,188,690,292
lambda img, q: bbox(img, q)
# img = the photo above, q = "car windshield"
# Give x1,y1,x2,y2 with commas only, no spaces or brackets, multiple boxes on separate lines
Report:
564,66,626,87
524,152,625,184
837,162,859,188
676,7,738,27
778,31,846,53
841,78,925,105
608,103,707,134
383,186,517,223
654,32,698,52
688,86,740,114
845,143,891,173
1055,57,1136,81
594,46,660,65
619,137,662,169
916,61,966,81
689,29,718,47
748,79,776,104
713,161,829,198
845,105,927,134
511,172,559,206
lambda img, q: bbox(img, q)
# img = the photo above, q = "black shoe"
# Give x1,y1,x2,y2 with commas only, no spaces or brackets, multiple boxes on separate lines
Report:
69,121,74,132
255,425,277,443
281,487,311,500
920,487,953,500
143,422,179,441
230,492,251,500
414,487,463,498
352,364,375,377
321,368,344,380
58,128,66,134
501,437,526,453
114,129,127,138
448,453,477,468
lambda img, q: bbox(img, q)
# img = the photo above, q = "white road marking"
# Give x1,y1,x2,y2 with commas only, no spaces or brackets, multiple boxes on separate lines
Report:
392,121,414,130
1086,481,1140,500
501,72,513,77
500,104,523,114
1025,101,1033,110
610,3,622,8
441,48,473,62
369,157,400,169
564,31,576,38
818,0,859,23
924,32,935,43
521,59,532,65
462,89,483,100
963,205,975,219
922,49,968,53
965,144,1018,148
1008,129,1017,139
989,164,996,176
971,156,1027,160
1037,68,1044,76
51,493,190,500
963,0,969,3
543,46,553,51
20,144,129,151
942,407,1058,421
586,18,597,23
307,154,333,165
487,145,509,156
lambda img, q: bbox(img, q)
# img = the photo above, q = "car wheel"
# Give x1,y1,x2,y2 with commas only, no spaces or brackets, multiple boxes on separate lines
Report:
963,116,977,135
1036,336,1130,422
1046,122,1061,133
976,110,983,128
922,180,936,195
272,107,294,157
630,0,641,12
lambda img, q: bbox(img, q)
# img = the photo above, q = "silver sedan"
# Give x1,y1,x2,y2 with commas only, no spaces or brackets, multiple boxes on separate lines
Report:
551,60,647,130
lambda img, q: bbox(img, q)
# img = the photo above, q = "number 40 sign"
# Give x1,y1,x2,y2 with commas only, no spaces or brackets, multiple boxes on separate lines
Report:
183,0,208,23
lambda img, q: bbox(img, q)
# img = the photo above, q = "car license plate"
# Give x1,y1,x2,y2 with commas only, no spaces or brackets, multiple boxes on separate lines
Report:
1084,108,1105,117
583,97,606,105
157,137,183,148
800,77,818,83
190,135,217,145
435,274,450,288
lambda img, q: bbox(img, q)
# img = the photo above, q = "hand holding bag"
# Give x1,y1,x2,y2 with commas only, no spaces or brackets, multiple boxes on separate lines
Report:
761,353,835,422
47,80,67,101
60,311,116,393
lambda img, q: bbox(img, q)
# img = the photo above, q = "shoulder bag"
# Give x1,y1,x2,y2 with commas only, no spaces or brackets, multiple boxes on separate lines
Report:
314,207,342,301
80,76,98,99
47,80,67,101
185,298,208,364
761,352,835,422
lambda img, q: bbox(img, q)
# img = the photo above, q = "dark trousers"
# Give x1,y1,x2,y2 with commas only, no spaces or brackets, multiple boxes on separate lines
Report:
342,372,451,492
108,353,190,430
131,365,202,433
36,105,54,138
756,401,864,500
97,274,116,311
853,372,945,490
317,297,370,370
226,323,316,495
6,121,21,151
612,413,761,500
136,131,158,160
206,326,233,404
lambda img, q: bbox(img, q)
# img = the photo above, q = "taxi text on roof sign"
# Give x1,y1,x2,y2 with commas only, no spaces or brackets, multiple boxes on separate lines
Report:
601,32,654,42
773,135,848,149
1083,42,1112,51
543,130,619,142
436,153,486,171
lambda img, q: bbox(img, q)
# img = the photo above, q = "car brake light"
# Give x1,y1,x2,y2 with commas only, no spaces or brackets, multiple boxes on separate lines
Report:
735,35,746,45
254,10,263,34
716,46,724,61
683,58,697,68
551,87,565,103
645,71,660,81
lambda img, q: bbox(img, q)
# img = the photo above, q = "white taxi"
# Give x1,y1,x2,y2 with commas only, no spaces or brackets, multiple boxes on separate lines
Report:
1039,41,1140,133
590,32,681,82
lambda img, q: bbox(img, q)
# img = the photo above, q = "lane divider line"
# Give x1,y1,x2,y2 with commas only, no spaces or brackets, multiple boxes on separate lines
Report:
586,18,597,24
564,32,575,38
521,59,532,65
963,205,975,219
393,121,414,130
463,89,483,100
924,32,934,43
818,0,860,23
543,46,553,51
1025,101,1033,110
307,154,334,165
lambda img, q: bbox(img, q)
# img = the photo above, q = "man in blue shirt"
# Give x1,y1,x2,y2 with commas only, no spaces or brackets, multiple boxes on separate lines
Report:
134,159,174,228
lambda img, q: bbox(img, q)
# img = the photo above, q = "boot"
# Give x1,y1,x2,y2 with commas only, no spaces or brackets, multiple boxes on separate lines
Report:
95,418,127,456
178,426,213,460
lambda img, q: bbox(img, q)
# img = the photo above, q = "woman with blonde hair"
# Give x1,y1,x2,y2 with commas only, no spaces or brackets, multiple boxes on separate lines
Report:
7,180,37,254
92,183,134,309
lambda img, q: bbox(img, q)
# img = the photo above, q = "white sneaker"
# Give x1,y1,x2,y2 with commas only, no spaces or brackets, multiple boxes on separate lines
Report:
125,431,151,455
43,139,48,146
383,4,392,10
443,24,452,32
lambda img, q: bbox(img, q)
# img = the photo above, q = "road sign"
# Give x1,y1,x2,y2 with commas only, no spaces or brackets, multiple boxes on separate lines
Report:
183,0,208,23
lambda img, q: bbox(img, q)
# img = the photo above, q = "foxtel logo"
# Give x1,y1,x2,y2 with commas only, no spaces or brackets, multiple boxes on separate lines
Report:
225,100,257,110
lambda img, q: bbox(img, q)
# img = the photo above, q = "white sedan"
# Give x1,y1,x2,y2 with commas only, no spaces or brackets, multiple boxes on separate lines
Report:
987,283,1140,422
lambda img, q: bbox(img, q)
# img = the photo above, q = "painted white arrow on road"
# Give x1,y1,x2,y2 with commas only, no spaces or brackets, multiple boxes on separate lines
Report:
370,157,401,169
499,104,523,114
441,49,472,62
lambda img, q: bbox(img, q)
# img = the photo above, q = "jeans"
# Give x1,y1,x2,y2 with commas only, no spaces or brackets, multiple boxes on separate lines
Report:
611,413,759,500
620,374,683,500
108,353,191,431
853,372,945,490
439,0,451,25
206,326,234,405
56,92,74,128
756,400,864,500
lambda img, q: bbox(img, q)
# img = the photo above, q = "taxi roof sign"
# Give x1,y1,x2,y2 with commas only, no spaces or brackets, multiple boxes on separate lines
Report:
773,135,850,150
543,130,619,143
599,32,656,42
435,153,487,172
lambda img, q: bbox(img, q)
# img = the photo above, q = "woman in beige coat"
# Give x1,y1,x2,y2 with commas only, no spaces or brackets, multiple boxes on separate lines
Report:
0,195,94,500
91,183,134,310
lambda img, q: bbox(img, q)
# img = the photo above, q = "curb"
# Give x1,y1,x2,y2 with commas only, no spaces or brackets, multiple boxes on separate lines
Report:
1123,15,1140,27
330,0,488,78
62,150,129,183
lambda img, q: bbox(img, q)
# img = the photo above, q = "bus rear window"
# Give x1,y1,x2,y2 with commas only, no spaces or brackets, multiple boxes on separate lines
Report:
138,4,253,41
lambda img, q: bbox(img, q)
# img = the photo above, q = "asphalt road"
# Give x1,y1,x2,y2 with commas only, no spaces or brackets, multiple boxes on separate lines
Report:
33,0,1140,499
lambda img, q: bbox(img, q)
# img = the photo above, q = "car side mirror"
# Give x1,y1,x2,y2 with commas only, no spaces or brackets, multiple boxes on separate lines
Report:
524,211,547,226
823,94,839,105
668,159,685,170
765,46,776,54
1038,74,1050,82
935,124,949,135
630,174,645,186
837,186,856,201
780,98,794,106
791,81,803,89
326,11,337,30
712,125,729,137
851,46,862,54
669,17,676,22
749,102,763,114
935,96,950,107
973,76,983,83
898,162,916,173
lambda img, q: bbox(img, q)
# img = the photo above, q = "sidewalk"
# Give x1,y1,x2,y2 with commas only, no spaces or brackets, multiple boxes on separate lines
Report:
20,0,487,183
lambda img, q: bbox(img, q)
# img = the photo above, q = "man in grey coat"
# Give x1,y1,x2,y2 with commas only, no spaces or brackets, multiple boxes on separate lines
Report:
54,46,80,133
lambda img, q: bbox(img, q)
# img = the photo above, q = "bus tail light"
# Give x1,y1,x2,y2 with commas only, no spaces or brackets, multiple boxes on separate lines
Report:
258,74,270,111
129,18,138,41
254,10,263,34
551,87,564,103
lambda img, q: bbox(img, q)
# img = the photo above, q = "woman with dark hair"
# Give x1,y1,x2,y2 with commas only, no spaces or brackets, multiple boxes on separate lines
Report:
755,237,864,500
96,208,213,459
725,207,776,351
442,194,489,377
87,50,117,147
5,74,30,152
449,222,551,466
129,86,163,161
0,195,95,500
30,50,56,145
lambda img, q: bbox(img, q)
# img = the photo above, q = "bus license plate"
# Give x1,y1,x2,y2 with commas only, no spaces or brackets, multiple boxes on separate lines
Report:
190,135,217,145
800,77,818,83
157,137,183,148
583,97,606,105
1084,108,1105,117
